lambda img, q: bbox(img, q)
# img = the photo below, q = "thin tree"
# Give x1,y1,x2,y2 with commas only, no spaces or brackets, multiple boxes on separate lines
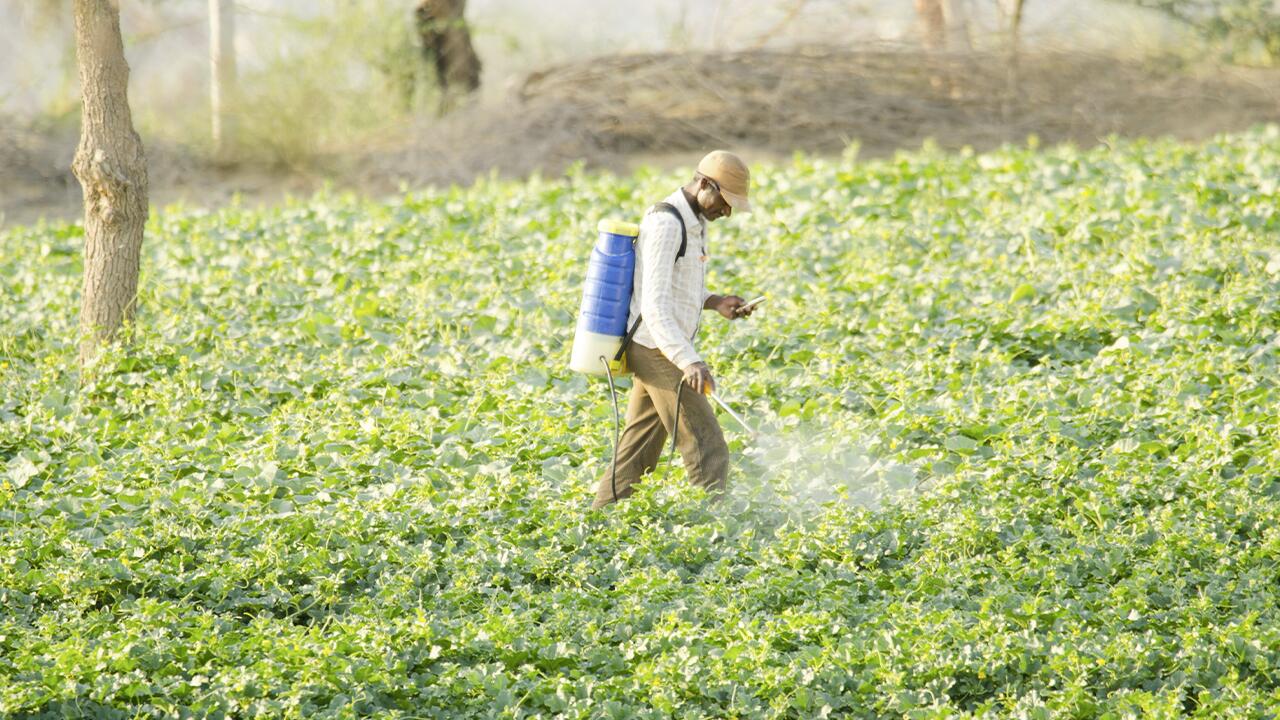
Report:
943,0,972,50
915,0,972,51
747,0,809,49
1001,0,1028,108
209,0,236,159
1003,0,1027,56
71,0,148,366
917,0,963,95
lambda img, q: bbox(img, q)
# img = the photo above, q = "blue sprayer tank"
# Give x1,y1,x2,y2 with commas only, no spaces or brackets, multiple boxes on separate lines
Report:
570,219,640,375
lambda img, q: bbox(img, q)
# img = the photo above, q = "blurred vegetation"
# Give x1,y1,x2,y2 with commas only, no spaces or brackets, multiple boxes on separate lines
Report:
204,0,436,168
14,0,445,168
15,0,79,130
1116,0,1280,65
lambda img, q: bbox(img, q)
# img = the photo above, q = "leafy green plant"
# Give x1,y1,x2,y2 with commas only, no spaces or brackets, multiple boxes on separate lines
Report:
4,128,1280,717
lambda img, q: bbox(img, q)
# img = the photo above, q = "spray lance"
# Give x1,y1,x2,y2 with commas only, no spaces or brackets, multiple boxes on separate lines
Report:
569,220,760,501
671,298,766,451
709,390,758,439
609,368,760,504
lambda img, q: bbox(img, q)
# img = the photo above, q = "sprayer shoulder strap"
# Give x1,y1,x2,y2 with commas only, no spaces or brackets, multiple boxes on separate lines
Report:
650,202,688,260
614,203,689,362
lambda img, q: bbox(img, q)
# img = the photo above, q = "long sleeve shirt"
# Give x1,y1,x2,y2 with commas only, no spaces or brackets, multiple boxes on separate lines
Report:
628,189,712,371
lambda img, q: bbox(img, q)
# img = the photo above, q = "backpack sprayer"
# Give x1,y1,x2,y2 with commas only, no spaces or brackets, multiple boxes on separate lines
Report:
570,217,758,502
568,219,639,378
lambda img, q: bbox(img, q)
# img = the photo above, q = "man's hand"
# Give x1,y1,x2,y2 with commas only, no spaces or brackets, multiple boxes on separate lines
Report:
708,294,754,320
682,362,716,395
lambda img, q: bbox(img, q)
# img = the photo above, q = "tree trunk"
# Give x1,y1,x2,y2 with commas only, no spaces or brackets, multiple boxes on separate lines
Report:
416,0,482,115
1004,0,1027,110
209,0,236,159
915,0,947,51
1007,0,1027,57
71,0,148,367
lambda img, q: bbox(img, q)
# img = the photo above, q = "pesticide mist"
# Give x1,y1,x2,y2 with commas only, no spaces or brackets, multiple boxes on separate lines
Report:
732,421,920,515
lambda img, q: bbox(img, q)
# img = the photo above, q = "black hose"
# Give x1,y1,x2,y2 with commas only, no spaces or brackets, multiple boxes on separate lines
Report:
601,356,622,503
601,356,688,505
670,379,684,465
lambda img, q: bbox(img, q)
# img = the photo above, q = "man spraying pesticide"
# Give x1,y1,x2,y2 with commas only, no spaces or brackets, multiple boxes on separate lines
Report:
569,150,760,509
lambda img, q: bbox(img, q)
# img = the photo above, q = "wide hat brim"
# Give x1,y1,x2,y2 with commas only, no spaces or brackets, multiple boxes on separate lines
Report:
720,189,751,213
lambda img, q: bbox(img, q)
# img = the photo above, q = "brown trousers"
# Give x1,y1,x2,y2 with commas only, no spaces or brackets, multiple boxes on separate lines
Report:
592,344,729,508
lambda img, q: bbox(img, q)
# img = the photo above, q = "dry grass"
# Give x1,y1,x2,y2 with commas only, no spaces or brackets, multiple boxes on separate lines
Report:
360,46,1280,190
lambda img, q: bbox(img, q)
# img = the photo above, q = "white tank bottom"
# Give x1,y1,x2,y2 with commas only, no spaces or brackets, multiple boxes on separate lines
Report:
570,328,625,376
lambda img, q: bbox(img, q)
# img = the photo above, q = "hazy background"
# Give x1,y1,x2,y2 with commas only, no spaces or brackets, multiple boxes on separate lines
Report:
2,0,1177,122
5,0,1274,227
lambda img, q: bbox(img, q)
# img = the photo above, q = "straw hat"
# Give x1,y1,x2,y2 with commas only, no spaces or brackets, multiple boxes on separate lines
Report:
697,150,751,213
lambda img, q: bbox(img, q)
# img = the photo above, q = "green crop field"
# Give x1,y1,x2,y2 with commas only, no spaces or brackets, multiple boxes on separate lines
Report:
4,129,1280,718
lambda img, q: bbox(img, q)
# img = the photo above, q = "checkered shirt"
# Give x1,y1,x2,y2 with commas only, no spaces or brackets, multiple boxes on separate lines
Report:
628,189,713,371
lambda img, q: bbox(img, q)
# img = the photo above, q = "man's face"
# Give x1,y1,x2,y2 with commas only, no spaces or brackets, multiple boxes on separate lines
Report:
696,177,733,222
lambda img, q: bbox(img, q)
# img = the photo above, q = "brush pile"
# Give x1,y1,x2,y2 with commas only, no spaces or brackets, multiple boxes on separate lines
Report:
362,45,1280,188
